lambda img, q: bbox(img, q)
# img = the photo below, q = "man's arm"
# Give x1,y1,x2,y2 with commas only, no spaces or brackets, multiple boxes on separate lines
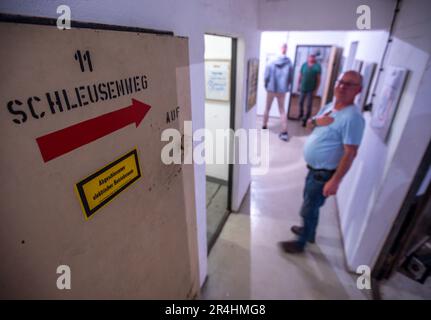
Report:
264,65,270,89
288,64,294,91
323,144,358,197
306,110,334,129
297,73,302,92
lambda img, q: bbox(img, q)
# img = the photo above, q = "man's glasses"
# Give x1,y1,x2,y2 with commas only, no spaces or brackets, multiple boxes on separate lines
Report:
336,80,361,87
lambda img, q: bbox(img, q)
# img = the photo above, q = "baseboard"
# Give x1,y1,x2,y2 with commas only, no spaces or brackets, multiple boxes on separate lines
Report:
334,195,356,275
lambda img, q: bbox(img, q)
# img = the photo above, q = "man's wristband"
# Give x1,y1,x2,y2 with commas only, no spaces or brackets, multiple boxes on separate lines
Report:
311,118,317,127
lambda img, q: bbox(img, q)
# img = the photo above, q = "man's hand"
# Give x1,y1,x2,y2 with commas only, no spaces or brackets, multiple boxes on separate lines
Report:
307,111,334,128
323,177,340,197
316,115,334,126
323,144,359,197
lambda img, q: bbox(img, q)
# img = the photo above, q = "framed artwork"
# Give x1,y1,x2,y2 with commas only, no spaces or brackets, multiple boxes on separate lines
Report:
352,59,363,72
345,41,359,71
356,62,376,111
287,45,335,120
371,65,408,142
338,56,345,78
246,58,259,111
205,59,230,101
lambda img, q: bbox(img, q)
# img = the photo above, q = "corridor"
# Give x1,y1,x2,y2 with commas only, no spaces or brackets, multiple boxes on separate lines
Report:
202,118,369,299
1,0,430,301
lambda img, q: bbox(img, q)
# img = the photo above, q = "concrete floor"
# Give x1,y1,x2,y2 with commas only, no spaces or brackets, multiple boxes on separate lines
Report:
201,117,370,299
379,271,431,299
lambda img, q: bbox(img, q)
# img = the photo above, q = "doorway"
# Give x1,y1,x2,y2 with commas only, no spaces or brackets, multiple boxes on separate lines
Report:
204,34,237,253
372,140,431,299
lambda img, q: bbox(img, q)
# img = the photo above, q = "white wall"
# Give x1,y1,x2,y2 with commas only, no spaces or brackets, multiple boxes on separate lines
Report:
0,0,261,287
342,30,388,104
336,30,388,269
231,37,256,212
204,35,231,181
336,0,431,271
258,0,394,31
205,34,231,60
257,31,348,118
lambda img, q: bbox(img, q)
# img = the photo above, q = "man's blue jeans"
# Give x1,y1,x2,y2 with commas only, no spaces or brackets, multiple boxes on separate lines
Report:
299,91,314,120
297,168,334,248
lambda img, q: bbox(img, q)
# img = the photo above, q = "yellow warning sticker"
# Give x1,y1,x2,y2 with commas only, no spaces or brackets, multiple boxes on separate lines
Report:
75,149,141,220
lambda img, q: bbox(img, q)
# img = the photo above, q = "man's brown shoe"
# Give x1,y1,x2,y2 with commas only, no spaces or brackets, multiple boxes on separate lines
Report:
290,225,315,243
279,241,304,254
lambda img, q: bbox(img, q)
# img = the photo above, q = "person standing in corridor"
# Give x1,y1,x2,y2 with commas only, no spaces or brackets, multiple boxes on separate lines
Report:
297,54,321,127
263,43,293,142
280,70,365,254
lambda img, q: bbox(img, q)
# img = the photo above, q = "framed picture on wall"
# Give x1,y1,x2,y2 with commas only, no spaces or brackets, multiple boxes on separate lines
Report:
356,62,376,111
287,45,336,120
371,65,408,143
246,58,259,111
352,59,363,72
205,59,230,101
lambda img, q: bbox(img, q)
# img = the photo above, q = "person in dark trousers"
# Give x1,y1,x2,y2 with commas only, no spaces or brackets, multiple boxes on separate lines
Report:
263,43,293,142
280,70,365,254
297,54,321,127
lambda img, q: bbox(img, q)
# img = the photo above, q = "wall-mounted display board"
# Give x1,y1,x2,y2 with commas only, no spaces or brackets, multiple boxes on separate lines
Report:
352,59,363,72
0,15,198,299
356,62,376,111
205,59,230,101
246,58,259,111
371,65,408,143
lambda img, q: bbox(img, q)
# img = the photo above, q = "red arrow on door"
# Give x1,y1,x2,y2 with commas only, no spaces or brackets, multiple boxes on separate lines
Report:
36,98,151,162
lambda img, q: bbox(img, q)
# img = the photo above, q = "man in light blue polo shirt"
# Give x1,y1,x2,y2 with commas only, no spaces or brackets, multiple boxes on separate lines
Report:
280,70,365,253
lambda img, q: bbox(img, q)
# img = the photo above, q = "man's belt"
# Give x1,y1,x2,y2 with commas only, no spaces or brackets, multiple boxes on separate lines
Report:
307,164,336,174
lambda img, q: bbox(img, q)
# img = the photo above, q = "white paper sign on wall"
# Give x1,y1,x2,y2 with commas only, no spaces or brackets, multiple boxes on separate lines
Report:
205,60,230,102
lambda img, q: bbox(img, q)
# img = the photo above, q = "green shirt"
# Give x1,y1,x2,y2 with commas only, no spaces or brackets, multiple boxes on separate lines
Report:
300,62,321,92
